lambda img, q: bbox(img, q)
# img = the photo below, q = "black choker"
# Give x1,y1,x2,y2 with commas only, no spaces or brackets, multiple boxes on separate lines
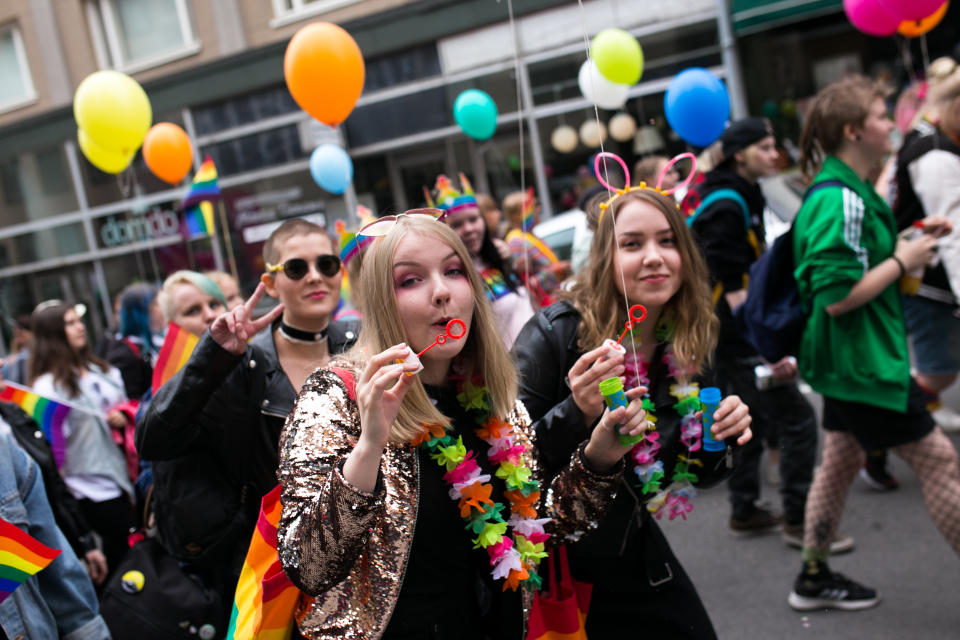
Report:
279,322,328,343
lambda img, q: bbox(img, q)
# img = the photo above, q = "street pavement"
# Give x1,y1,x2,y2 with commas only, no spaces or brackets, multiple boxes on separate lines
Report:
657,385,960,639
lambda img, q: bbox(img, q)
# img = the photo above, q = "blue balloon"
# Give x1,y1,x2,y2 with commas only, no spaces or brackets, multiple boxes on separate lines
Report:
664,68,730,148
309,144,353,195
453,89,498,140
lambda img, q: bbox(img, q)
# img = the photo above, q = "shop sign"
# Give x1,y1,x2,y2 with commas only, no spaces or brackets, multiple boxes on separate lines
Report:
100,208,181,248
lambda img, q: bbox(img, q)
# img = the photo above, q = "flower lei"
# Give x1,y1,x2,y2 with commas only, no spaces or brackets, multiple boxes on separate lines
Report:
620,322,703,521
410,376,550,591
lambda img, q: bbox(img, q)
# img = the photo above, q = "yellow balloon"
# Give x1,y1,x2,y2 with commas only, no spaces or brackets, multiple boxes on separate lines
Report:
78,129,135,174
74,71,152,155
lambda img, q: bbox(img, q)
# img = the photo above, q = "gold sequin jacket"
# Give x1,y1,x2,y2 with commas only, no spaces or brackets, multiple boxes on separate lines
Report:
277,364,622,640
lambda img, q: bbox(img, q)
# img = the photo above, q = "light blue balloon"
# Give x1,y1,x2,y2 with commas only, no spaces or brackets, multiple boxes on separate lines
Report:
453,89,498,140
664,68,730,148
309,144,353,195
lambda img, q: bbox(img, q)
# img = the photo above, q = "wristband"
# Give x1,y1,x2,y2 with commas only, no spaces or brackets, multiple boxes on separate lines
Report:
891,255,907,277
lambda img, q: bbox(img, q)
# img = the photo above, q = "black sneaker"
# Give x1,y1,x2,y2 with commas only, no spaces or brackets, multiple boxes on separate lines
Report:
730,505,782,536
788,568,880,611
859,462,899,491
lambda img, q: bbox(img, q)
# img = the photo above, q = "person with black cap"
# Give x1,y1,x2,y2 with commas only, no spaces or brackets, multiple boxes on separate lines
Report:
688,118,851,551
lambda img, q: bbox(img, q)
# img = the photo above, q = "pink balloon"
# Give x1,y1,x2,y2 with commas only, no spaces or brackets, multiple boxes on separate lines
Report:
844,0,900,36
878,0,946,22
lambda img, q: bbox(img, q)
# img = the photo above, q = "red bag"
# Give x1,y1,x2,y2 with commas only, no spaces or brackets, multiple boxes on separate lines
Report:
526,545,592,640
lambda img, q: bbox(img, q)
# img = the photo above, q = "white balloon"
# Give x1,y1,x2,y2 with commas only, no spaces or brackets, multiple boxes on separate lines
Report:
550,125,579,153
609,112,637,142
579,120,607,148
578,60,629,110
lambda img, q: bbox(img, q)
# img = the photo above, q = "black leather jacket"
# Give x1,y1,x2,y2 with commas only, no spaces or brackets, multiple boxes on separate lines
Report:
0,402,97,557
512,302,735,590
135,320,358,581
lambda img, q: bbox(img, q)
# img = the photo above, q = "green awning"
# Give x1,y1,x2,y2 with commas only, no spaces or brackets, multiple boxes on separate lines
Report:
731,0,842,34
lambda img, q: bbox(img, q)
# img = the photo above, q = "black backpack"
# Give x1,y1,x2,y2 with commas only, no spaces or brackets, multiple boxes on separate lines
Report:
733,180,845,362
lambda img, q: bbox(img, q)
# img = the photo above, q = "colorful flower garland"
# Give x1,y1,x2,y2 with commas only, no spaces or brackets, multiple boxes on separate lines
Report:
622,341,704,521
411,376,550,591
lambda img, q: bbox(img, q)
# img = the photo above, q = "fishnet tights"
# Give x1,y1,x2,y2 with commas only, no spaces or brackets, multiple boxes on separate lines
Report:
803,429,960,555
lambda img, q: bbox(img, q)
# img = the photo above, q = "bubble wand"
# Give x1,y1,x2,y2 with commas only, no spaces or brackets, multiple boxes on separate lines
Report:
397,319,467,374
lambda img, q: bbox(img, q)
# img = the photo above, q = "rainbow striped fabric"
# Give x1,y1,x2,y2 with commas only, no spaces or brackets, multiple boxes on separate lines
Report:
180,156,221,210
0,382,72,468
185,200,215,237
151,323,200,394
0,517,61,604
227,485,299,640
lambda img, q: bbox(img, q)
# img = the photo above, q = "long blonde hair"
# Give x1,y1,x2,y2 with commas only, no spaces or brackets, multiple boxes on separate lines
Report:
563,189,718,374
345,215,517,443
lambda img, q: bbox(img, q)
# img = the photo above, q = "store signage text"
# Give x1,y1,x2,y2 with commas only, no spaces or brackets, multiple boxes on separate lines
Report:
100,209,181,248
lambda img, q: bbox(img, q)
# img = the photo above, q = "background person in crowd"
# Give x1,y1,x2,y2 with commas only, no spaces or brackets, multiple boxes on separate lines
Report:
788,75,960,612
475,192,505,240
0,429,111,640
633,154,680,192
205,270,245,311
503,189,571,307
101,283,164,401
513,187,753,639
156,270,227,336
277,214,632,639
29,302,135,579
688,118,832,552
2,314,34,384
433,175,534,348
136,219,357,617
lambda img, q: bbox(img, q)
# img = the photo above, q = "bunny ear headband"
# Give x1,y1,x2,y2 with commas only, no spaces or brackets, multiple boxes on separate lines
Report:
594,151,697,223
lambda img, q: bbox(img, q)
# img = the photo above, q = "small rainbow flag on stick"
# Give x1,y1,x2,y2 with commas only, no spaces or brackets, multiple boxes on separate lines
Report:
185,201,215,237
180,156,220,238
0,382,76,468
151,322,200,395
227,485,299,640
0,517,61,604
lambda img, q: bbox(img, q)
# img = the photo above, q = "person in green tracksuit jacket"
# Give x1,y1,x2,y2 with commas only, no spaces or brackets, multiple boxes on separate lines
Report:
787,75,960,614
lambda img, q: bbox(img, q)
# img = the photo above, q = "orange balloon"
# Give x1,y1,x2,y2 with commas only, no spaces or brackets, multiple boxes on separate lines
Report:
142,123,193,184
898,1,948,37
284,22,365,127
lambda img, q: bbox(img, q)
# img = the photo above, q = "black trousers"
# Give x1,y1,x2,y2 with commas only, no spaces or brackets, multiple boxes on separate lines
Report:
78,495,135,579
716,356,817,525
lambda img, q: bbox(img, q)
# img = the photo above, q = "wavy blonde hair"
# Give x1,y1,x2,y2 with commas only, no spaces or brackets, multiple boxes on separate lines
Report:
344,215,517,444
563,189,718,374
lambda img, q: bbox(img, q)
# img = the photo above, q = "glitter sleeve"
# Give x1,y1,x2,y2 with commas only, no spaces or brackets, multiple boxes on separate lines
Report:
277,367,385,596
511,400,622,543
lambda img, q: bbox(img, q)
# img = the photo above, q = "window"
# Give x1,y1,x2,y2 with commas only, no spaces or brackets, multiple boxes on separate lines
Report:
270,0,363,28
86,0,199,73
0,24,37,113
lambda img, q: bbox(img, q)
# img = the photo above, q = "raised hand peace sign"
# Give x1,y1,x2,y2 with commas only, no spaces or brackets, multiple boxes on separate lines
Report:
210,282,284,355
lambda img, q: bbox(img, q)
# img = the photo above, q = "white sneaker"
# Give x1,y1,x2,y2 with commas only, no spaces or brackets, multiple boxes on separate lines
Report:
932,406,960,433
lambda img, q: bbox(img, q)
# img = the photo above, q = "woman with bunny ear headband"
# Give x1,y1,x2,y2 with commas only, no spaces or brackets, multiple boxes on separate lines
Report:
686,117,828,549
512,152,753,639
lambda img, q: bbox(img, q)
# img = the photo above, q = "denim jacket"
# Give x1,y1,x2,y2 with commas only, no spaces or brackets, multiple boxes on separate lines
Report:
0,430,111,640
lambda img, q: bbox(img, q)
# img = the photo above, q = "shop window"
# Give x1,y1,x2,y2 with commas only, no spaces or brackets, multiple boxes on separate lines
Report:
85,0,199,72
0,222,89,268
191,86,300,137
343,87,449,148
0,24,37,113
200,124,306,176
364,44,442,93
0,145,80,224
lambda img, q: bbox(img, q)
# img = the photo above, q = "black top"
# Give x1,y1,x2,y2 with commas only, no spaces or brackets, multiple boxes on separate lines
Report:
689,168,767,358
386,384,521,640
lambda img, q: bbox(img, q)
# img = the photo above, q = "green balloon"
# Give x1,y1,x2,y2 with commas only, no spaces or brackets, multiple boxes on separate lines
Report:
590,29,643,86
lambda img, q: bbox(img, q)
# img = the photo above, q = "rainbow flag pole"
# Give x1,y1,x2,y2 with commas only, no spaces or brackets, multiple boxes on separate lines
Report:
0,517,61,604
151,322,201,395
0,381,106,468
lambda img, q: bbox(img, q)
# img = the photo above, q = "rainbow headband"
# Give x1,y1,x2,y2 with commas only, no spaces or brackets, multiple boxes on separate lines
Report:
425,173,478,217
336,209,376,266
595,152,697,223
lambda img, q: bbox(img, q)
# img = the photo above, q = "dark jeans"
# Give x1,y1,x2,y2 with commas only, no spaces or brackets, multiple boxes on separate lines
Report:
717,356,817,525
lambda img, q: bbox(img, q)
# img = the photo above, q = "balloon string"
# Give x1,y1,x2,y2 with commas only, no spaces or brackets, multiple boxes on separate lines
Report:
506,0,531,294
576,0,639,366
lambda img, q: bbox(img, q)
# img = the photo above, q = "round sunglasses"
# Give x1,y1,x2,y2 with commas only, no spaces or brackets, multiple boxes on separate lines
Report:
357,208,447,237
266,255,342,280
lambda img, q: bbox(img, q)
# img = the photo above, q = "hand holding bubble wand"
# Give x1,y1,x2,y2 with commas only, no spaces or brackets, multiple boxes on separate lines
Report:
397,319,467,375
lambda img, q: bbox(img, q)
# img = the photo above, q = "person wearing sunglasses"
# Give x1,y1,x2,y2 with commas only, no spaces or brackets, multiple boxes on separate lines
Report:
136,218,359,623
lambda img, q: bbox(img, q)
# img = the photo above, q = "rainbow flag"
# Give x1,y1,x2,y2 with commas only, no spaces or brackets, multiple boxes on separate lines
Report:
505,229,560,265
227,485,299,640
185,201,215,237
151,322,200,394
0,517,61,604
0,382,72,468
180,156,220,210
